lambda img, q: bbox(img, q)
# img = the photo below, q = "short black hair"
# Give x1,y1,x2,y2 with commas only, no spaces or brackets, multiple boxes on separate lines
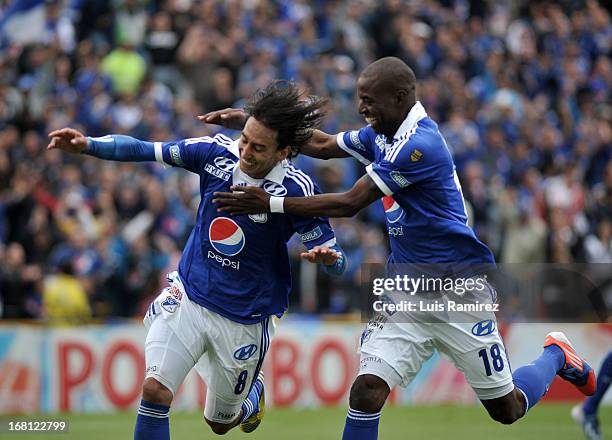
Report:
361,57,417,101
244,80,327,158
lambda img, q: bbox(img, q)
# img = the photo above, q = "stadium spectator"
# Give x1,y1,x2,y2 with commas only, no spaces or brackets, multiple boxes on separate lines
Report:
42,256,91,326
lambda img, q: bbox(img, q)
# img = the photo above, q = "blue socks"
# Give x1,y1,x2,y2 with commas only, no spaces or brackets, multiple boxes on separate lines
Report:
583,351,612,415
134,399,170,440
240,379,264,422
512,345,565,412
342,408,381,440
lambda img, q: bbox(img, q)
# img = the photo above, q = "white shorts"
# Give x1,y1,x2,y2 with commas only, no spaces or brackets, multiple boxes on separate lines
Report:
144,272,274,423
360,280,514,400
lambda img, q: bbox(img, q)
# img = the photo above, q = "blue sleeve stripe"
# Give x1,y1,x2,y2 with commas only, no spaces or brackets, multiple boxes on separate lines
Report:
336,132,371,165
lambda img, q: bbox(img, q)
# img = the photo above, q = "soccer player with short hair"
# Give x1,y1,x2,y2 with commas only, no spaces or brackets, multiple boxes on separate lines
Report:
47,81,347,440
210,58,597,440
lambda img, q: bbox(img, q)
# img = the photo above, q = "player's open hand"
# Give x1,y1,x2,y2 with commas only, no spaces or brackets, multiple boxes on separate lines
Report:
300,246,341,266
47,128,88,154
197,108,248,130
213,185,270,215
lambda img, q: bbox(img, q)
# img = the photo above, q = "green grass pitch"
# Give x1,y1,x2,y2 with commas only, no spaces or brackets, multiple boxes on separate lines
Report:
3,404,611,439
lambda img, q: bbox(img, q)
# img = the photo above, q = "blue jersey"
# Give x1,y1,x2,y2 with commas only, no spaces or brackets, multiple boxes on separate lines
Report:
337,102,494,269
152,134,337,324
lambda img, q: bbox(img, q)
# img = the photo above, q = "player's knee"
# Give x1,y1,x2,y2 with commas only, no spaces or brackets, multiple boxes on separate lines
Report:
142,377,173,406
204,418,232,435
488,408,521,425
349,374,390,413
485,399,523,425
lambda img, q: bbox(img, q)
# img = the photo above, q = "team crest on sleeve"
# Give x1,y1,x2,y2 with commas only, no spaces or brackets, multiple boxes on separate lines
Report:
349,131,365,151
390,171,410,188
209,217,246,256
263,181,287,196
410,149,423,162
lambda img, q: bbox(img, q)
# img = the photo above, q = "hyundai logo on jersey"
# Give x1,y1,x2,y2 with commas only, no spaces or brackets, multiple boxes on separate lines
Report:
471,319,496,336
209,217,246,256
234,344,258,360
263,181,288,196
382,196,404,223
214,156,236,171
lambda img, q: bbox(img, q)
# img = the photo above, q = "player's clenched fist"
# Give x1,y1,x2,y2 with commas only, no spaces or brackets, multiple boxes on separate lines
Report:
47,128,89,154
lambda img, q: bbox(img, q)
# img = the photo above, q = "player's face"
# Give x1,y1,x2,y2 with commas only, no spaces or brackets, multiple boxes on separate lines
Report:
357,76,402,138
238,117,290,179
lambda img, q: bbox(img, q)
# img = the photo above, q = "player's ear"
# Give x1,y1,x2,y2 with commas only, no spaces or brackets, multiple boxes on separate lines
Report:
396,88,408,105
276,146,290,161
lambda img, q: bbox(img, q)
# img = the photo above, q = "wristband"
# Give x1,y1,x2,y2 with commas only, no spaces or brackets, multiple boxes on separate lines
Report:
269,196,285,213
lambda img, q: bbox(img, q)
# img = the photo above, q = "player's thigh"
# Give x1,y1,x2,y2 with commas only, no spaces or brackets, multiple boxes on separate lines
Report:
434,321,514,400
145,316,198,396
360,316,436,388
199,314,274,423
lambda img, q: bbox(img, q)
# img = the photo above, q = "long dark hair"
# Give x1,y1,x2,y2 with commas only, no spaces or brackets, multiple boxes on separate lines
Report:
244,80,327,157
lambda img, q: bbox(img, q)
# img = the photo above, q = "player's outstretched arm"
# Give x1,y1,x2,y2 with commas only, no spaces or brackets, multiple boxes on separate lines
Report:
198,108,248,131
47,128,89,153
48,128,155,162
300,129,351,160
199,108,348,160
213,174,383,218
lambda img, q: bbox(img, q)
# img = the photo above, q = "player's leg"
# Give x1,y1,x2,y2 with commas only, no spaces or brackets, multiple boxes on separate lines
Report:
444,327,595,424
342,319,435,440
512,332,596,413
198,313,273,435
135,316,198,440
342,359,399,440
572,350,611,440
435,329,520,424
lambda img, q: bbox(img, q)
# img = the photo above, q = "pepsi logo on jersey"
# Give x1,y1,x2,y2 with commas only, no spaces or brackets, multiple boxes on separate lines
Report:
209,217,245,256
207,217,245,270
382,196,404,224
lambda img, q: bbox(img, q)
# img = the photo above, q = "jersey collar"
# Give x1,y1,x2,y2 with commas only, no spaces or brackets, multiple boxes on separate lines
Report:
392,101,427,142
232,159,288,186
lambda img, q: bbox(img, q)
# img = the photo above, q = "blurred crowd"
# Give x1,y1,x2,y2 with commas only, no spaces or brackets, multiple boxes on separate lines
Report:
0,0,610,323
